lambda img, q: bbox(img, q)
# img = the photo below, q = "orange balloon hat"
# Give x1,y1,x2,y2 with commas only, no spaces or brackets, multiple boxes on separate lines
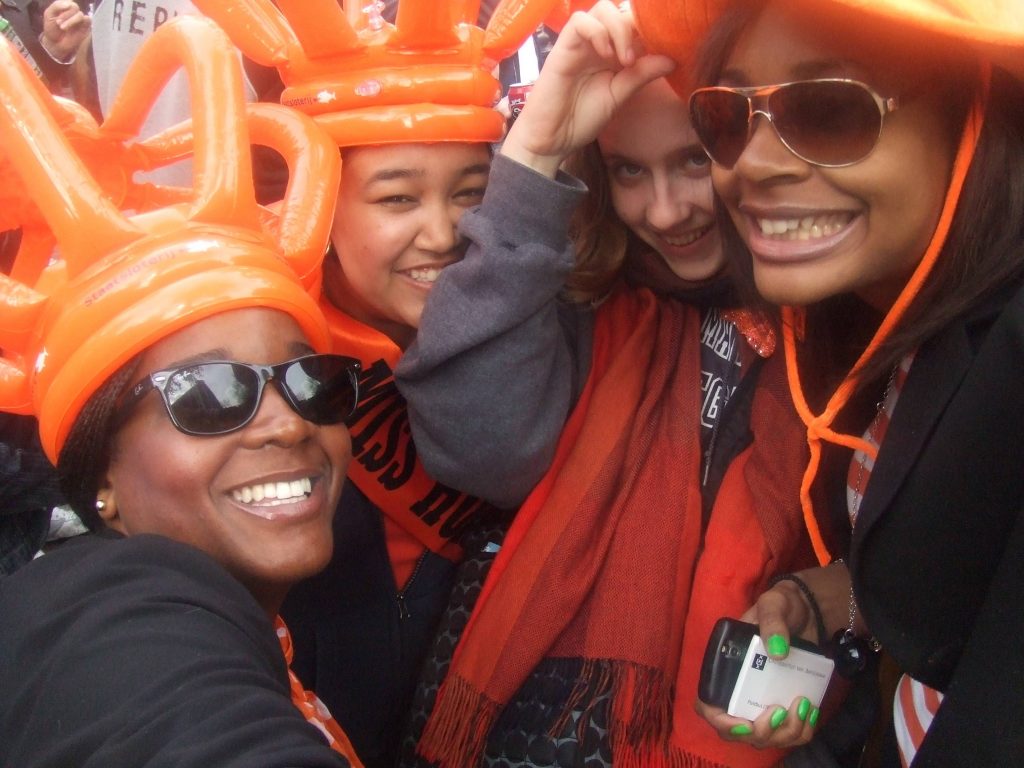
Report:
0,14,342,464
192,0,561,146
543,0,598,34
632,0,1024,97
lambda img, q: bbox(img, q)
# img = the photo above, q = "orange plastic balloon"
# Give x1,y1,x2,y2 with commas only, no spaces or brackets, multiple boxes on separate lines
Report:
631,0,1024,97
0,16,341,462
543,0,597,34
193,0,559,146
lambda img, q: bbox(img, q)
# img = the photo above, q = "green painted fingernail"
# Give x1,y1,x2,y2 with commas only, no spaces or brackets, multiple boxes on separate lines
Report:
766,634,789,656
770,707,787,729
797,697,811,721
730,723,753,736
809,707,820,727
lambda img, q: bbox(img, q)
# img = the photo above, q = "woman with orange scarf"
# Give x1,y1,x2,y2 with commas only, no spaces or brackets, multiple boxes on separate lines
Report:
632,0,1024,763
395,4,826,766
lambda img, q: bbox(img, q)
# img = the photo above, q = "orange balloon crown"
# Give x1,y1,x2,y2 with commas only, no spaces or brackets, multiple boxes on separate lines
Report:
633,0,1024,97
192,0,560,146
0,15,341,463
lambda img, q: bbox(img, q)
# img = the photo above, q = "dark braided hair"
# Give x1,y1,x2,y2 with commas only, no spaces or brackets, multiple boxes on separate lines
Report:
56,357,140,529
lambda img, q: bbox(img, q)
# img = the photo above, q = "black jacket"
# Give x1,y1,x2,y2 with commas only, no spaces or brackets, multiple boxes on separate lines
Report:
282,480,456,768
0,533,351,768
849,278,1024,766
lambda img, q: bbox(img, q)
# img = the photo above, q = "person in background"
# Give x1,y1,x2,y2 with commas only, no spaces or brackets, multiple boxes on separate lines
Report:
394,4,827,766
0,0,88,578
0,0,89,95
0,413,64,577
0,15,363,767
192,1,554,765
633,0,1024,763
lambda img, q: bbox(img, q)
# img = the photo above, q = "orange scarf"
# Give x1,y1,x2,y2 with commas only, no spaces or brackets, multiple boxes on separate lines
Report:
418,288,813,767
276,617,364,766
322,299,500,562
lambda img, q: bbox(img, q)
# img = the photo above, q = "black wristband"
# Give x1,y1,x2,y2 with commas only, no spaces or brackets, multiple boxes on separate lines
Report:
767,572,828,648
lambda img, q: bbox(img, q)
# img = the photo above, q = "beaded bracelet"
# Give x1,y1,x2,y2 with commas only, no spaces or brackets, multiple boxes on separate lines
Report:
766,572,828,648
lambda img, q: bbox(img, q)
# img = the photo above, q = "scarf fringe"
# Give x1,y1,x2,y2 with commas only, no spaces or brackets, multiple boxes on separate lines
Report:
610,739,731,768
611,661,674,746
548,657,615,740
417,674,501,768
609,663,728,768
420,659,730,768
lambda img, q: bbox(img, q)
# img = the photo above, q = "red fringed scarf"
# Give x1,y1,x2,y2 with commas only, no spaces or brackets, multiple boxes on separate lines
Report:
322,299,500,563
418,287,814,767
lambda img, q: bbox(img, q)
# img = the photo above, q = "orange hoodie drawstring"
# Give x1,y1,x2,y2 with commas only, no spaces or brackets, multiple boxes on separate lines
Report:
785,66,991,565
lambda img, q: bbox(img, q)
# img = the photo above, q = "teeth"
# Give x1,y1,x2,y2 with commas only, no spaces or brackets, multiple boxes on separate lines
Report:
406,267,443,283
756,214,850,239
663,224,712,248
232,477,313,506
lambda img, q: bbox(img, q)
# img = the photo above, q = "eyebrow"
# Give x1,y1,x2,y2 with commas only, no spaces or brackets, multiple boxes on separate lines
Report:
460,162,491,177
290,342,316,357
368,168,423,183
165,349,231,369
721,58,863,85
163,342,315,370
366,162,491,185
601,151,650,170
602,144,705,165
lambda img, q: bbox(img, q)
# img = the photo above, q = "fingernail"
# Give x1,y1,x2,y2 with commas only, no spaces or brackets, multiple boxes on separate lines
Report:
797,697,811,722
809,707,820,727
766,634,789,656
730,723,753,736
770,707,787,729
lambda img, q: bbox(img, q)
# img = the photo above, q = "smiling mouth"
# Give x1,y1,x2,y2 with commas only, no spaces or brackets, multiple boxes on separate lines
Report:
403,266,446,284
662,223,714,248
755,213,853,240
231,477,313,506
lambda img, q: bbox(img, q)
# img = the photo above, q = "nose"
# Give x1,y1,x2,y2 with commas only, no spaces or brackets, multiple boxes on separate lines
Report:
414,201,460,254
732,113,809,182
241,382,314,449
646,174,693,231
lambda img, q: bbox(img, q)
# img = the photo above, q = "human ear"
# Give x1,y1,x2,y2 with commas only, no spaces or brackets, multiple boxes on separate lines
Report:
95,483,125,533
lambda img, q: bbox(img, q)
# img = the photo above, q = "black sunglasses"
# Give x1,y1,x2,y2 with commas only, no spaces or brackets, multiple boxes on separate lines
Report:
120,354,361,436
688,78,900,169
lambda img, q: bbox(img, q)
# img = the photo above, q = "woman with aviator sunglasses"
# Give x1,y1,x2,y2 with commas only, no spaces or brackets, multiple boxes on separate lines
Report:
635,0,1024,763
0,17,365,768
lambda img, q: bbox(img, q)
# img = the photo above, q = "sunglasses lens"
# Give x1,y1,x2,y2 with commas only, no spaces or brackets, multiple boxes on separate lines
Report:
281,356,358,425
690,89,752,168
773,81,882,166
164,363,261,435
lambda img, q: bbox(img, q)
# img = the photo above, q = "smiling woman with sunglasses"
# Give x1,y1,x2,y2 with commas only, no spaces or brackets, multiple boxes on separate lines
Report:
634,0,1024,764
0,17,366,768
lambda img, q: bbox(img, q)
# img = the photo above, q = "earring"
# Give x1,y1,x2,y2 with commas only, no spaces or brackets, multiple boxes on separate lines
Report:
95,499,107,512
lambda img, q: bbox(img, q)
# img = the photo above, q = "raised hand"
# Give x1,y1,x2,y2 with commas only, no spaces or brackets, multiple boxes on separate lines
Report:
40,0,92,63
500,0,676,178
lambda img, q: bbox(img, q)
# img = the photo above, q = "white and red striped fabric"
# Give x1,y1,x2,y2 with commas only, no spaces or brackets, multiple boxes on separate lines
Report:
847,354,944,763
893,673,944,766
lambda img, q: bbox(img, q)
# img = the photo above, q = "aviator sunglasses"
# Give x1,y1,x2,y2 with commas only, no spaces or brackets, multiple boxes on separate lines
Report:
688,79,900,169
120,354,361,436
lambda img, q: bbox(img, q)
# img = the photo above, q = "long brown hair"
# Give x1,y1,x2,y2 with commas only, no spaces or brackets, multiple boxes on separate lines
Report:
561,142,629,304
